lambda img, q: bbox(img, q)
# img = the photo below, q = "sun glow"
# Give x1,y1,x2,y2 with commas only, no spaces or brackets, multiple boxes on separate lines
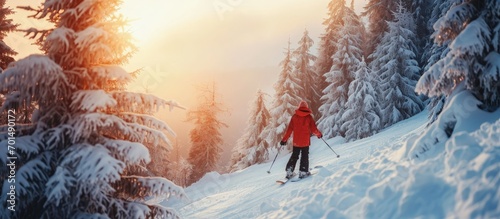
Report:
119,1,202,45
119,1,166,44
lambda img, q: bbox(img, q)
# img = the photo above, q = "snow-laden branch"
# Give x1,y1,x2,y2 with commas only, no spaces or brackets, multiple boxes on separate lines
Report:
115,176,186,202
119,113,176,137
0,55,72,114
2,152,52,198
69,113,172,148
0,135,42,165
60,143,125,184
90,65,132,82
103,138,151,165
71,90,117,112
45,166,76,207
111,91,185,113
112,200,180,219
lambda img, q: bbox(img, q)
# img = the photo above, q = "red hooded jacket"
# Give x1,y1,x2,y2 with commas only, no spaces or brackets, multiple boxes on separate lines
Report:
281,101,322,147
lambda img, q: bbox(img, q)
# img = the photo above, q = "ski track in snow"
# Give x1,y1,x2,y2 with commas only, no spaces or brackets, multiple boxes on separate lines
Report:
169,113,428,218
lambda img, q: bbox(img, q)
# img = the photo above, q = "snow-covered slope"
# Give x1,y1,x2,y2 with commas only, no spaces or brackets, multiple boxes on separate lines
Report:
167,111,500,218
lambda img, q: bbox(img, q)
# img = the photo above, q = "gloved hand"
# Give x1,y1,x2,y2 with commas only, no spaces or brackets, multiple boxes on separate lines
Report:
280,141,286,146
317,133,322,139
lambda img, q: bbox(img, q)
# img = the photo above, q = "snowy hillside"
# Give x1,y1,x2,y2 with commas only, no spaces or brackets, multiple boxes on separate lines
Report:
158,112,397,217
166,110,500,218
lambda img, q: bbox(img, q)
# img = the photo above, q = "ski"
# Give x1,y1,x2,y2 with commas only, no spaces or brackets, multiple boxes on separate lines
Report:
276,166,323,184
276,173,296,185
290,169,318,182
290,166,322,182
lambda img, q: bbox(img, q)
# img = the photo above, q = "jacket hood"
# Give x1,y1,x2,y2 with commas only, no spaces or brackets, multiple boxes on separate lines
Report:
295,106,312,117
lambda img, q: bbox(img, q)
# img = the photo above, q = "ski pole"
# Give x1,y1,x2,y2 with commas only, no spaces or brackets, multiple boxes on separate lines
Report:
267,144,283,174
321,138,340,158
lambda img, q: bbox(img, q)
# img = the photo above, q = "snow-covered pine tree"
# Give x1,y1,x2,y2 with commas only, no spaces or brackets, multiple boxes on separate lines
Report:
313,0,346,117
371,3,423,127
0,0,33,126
417,0,500,110
318,5,364,138
362,0,398,58
408,0,500,160
292,29,317,117
0,0,16,125
165,141,192,187
429,0,454,28
420,0,454,123
423,0,454,73
0,0,17,70
341,58,381,141
168,158,192,188
262,40,301,151
187,83,227,185
229,90,271,172
0,1,185,218
412,0,433,67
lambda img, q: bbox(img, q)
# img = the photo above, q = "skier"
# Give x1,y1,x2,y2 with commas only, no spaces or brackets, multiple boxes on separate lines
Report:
280,100,322,179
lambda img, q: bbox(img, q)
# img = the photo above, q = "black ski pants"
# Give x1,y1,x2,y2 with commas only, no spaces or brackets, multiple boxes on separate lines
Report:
286,146,309,173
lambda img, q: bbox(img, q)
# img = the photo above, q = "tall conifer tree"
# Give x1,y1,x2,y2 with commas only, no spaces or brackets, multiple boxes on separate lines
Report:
187,83,227,185
314,0,347,116
230,90,271,172
417,0,500,109
292,29,317,117
262,40,301,151
371,3,424,127
318,5,364,138
0,0,17,70
342,59,381,141
0,1,184,218
362,0,398,58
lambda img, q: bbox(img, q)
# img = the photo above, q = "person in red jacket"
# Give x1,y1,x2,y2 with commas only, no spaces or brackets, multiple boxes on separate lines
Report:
280,100,322,179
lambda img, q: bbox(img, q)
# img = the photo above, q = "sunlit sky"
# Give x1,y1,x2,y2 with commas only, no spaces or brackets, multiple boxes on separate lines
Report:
5,0,367,167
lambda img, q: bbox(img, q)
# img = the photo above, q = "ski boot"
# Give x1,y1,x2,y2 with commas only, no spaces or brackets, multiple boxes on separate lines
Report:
299,171,311,179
